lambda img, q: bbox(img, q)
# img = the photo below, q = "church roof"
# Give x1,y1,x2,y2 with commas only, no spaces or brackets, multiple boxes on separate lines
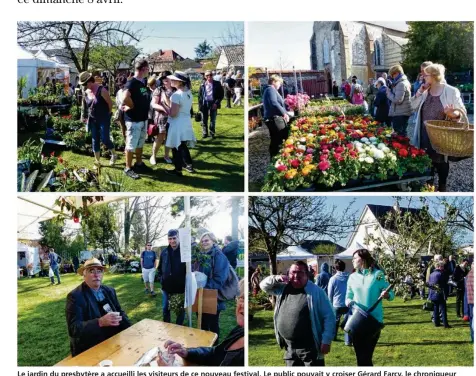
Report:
386,34,409,47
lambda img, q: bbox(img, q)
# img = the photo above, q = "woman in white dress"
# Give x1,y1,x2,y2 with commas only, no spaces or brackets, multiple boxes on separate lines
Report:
165,71,197,176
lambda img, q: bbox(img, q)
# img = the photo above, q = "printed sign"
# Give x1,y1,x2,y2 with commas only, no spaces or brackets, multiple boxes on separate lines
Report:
179,228,192,263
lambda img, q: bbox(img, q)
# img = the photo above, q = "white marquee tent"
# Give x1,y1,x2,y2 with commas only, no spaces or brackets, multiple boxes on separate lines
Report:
277,245,314,260
17,46,69,98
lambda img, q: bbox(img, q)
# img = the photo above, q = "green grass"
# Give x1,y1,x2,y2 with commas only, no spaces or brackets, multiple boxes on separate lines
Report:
17,273,238,366
249,297,474,366
18,102,244,192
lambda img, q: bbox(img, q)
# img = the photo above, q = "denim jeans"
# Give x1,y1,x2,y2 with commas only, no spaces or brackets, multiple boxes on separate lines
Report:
201,101,217,136
334,306,351,345
468,303,474,342
392,115,410,136
456,288,465,316
432,298,449,327
283,346,325,366
90,118,114,153
162,290,185,325
50,266,60,284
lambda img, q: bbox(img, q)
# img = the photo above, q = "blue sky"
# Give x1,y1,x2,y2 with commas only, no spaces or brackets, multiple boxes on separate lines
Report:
131,22,243,58
319,196,473,247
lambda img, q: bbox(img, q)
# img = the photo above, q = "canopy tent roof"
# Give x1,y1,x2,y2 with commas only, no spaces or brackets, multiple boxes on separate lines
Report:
18,46,59,69
17,195,126,241
277,246,315,261
334,242,366,259
34,50,71,70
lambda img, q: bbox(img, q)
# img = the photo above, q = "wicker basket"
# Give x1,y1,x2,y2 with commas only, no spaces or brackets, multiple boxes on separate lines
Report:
424,112,473,157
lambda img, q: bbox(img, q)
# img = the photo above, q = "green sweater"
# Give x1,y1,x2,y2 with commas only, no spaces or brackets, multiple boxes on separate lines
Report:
345,268,394,323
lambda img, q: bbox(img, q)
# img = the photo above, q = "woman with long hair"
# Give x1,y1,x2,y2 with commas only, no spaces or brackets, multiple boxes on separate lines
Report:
164,71,197,176
346,249,394,366
150,71,174,165
411,63,468,192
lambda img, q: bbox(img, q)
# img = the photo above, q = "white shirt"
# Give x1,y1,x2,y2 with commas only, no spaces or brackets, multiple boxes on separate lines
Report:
166,89,196,149
205,81,214,101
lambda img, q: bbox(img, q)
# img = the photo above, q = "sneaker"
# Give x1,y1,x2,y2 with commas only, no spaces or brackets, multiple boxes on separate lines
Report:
211,134,216,139
202,134,208,139
149,155,157,166
165,169,183,177
164,156,173,164
109,153,117,166
150,291,157,297
124,168,140,179
144,288,150,294
184,165,196,173
344,342,352,347
444,325,452,329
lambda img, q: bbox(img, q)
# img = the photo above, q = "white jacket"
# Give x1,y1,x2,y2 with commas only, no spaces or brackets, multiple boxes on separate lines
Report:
411,84,467,148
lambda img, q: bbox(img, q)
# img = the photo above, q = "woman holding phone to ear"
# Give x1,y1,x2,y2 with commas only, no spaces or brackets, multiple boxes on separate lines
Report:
410,63,468,192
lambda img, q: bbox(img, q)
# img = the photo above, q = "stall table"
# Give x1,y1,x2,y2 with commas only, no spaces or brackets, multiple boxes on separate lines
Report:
55,318,217,366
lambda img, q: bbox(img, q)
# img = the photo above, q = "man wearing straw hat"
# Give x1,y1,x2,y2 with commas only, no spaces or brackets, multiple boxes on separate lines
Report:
65,258,131,356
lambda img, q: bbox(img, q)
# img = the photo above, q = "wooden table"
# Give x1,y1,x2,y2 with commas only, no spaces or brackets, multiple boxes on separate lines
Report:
55,318,217,366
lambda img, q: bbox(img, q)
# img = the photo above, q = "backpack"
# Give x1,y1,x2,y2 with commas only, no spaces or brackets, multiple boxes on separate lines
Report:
210,248,240,301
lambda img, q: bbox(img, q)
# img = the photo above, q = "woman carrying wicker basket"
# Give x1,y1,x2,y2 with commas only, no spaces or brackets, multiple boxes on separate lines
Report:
410,63,468,192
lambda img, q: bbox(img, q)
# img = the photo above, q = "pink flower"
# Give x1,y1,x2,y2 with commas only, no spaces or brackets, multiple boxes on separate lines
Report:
290,159,300,168
318,160,331,171
306,148,314,154
320,154,329,161
335,146,345,153
277,165,287,172
334,153,344,162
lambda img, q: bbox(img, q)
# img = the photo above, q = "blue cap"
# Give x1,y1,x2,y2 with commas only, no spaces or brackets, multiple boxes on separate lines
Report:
168,229,178,237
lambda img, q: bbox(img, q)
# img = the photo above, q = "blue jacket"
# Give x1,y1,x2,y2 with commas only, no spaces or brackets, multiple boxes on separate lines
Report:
260,276,335,354
429,268,449,301
328,271,350,308
316,263,331,294
196,244,229,311
222,240,239,268
262,85,287,119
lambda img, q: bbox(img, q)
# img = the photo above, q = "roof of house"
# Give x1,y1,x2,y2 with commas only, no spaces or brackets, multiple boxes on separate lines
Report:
366,204,427,232
181,58,202,69
148,49,184,63
220,44,244,66
299,240,346,253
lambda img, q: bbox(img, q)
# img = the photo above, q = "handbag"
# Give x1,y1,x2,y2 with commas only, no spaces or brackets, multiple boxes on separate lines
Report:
147,123,158,137
422,299,434,311
194,110,202,123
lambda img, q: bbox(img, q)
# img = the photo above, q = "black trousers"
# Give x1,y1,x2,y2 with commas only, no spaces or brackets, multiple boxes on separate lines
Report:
201,312,221,343
283,346,325,367
171,141,193,172
352,330,381,366
265,117,288,158
456,287,465,316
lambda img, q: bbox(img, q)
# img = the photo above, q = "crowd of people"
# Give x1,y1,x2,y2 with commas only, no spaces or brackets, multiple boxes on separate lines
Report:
337,62,468,191
64,229,244,366
78,60,243,180
256,248,473,367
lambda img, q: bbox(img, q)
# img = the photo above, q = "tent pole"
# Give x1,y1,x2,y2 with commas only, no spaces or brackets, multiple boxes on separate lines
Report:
184,197,192,327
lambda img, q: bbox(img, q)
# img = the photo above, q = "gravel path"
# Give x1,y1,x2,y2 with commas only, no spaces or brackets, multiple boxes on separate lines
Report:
248,115,474,192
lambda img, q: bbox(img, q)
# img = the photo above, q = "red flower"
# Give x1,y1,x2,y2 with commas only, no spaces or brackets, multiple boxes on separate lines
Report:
349,150,358,159
318,160,331,171
58,157,64,164
346,143,354,150
320,154,329,161
277,165,287,172
335,146,345,153
398,149,409,157
73,216,80,223
290,159,300,168
50,151,55,157
334,153,344,162
392,142,403,149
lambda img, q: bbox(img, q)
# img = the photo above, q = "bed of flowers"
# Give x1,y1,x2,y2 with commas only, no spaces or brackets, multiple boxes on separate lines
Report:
262,114,432,192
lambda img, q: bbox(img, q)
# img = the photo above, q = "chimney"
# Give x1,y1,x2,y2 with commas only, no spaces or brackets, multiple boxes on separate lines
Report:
158,49,163,56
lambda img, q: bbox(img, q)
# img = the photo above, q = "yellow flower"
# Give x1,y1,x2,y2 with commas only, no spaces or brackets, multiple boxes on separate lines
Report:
285,169,298,179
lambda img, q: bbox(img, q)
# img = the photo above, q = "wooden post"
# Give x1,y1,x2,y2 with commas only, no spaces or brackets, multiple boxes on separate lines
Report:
184,197,192,327
197,287,204,329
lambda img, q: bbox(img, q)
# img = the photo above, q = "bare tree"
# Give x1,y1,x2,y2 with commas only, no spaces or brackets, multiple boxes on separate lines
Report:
276,50,291,71
249,196,356,275
137,197,169,245
216,22,244,46
17,21,141,72
123,197,140,254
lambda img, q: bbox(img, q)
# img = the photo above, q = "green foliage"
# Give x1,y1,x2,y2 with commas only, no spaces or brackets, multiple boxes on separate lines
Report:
84,204,118,252
61,129,92,152
18,139,43,164
194,40,213,59
249,290,272,310
89,44,140,78
402,22,474,78
168,294,185,317
312,243,336,255
39,218,67,251
18,76,28,98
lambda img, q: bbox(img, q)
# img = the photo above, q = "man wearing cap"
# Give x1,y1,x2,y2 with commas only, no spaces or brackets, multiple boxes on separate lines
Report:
157,230,186,324
141,242,158,296
198,70,224,139
66,258,131,356
121,59,151,179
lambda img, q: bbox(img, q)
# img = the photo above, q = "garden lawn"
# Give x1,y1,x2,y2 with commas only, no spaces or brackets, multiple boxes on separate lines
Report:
18,101,244,192
17,273,238,366
249,297,473,366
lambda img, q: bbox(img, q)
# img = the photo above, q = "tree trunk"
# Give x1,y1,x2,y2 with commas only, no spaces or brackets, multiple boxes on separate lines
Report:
124,198,131,254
